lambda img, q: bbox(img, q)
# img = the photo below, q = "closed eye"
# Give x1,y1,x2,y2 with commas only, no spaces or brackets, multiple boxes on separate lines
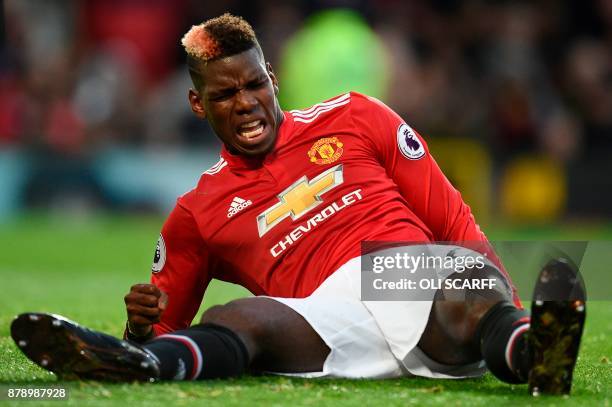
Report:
208,77,268,101
209,91,235,102
248,78,268,89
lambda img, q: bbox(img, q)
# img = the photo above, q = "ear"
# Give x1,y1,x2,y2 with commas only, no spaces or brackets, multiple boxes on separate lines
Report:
188,89,206,119
267,62,279,95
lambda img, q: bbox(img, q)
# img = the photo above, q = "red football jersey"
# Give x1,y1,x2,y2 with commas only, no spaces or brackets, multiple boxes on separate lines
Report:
150,92,515,335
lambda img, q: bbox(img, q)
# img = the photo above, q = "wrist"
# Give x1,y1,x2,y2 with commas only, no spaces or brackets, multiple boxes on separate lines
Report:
124,321,155,343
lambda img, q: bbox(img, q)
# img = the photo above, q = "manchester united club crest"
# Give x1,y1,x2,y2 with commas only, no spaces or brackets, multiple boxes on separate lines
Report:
308,137,344,165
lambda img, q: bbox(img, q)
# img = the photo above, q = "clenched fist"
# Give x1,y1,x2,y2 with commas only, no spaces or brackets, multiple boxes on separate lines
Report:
124,283,168,337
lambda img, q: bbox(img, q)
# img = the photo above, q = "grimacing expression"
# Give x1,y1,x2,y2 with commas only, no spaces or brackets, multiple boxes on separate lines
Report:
188,48,283,156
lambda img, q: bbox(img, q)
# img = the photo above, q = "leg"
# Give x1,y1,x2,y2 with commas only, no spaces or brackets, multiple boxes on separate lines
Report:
418,258,586,395
10,297,329,382
141,296,329,380
418,265,514,366
198,297,330,373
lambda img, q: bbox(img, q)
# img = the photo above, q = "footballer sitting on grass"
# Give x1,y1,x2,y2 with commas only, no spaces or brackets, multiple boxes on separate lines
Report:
10,13,586,396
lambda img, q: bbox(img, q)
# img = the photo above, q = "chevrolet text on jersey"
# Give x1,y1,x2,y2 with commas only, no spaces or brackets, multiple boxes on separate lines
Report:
270,188,363,258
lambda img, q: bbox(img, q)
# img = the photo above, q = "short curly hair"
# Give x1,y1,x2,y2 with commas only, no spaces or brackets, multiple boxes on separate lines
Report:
182,13,262,89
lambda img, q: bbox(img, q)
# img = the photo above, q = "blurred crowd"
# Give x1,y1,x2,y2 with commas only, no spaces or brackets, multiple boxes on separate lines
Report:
0,0,611,217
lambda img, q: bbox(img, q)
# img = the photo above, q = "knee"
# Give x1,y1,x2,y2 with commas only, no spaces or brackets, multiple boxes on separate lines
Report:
199,304,226,324
199,300,269,342
432,300,494,345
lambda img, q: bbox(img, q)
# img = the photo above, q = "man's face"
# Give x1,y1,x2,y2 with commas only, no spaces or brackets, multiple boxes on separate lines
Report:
189,48,282,156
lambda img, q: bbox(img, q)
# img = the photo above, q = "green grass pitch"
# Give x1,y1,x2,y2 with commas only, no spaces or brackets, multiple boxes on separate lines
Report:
0,215,610,406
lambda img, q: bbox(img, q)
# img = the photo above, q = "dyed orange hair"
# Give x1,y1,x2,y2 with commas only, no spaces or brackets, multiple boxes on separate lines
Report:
181,13,259,63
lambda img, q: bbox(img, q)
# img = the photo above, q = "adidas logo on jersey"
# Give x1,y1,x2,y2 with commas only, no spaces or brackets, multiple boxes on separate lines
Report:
227,197,253,218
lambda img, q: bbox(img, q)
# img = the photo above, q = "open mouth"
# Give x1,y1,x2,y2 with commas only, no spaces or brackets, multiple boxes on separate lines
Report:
237,120,266,141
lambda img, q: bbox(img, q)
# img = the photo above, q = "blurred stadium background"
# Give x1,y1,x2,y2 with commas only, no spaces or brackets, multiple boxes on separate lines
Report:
0,0,611,226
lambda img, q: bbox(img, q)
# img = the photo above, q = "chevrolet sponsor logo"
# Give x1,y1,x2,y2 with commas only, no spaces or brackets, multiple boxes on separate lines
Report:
257,164,344,237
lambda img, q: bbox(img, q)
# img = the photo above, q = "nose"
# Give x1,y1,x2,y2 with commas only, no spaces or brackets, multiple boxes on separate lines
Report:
235,89,257,114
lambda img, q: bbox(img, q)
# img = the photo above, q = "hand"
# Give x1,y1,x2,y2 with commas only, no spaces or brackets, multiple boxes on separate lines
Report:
124,283,168,337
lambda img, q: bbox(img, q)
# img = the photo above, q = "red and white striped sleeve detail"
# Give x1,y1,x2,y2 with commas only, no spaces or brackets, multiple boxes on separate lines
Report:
290,93,351,123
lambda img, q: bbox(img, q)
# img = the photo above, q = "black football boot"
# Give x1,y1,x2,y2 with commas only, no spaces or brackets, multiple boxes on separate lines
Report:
11,313,160,382
527,258,587,396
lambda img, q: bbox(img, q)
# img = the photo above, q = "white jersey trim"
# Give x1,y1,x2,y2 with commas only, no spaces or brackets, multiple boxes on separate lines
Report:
203,157,227,176
293,100,351,123
291,93,351,123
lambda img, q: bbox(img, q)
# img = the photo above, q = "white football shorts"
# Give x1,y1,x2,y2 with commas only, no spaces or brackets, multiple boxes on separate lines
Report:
265,245,506,379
